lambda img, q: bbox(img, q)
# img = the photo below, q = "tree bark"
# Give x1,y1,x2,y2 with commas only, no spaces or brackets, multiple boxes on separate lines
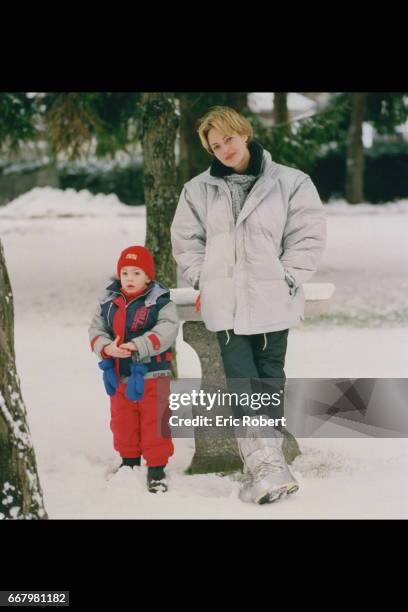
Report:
183,322,243,474
0,240,48,519
346,93,367,204
178,94,206,188
140,92,179,288
273,92,289,125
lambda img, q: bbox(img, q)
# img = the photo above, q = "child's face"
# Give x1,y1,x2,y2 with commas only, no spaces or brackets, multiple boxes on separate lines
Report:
120,266,151,294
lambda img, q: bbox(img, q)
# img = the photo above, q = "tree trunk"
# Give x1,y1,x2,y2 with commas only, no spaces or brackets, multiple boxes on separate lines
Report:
273,92,289,125
178,94,206,188
346,93,367,204
182,322,243,474
0,240,48,519
141,92,179,288
227,93,248,113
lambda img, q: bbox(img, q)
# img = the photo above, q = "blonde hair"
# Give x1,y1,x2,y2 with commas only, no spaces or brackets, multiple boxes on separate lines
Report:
197,106,253,155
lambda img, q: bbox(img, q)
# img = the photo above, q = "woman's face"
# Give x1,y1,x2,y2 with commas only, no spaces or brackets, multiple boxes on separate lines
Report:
207,127,249,170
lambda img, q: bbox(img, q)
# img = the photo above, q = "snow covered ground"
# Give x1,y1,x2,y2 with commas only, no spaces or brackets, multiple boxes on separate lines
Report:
1,187,408,519
311,200,408,327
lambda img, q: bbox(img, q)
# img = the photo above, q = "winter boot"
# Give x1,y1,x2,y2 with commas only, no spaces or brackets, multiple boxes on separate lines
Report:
120,457,141,469
236,422,298,504
107,456,141,481
255,428,299,502
147,466,168,493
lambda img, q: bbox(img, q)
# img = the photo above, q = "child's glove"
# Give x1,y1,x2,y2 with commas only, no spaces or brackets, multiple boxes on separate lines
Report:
98,358,119,396
125,362,149,401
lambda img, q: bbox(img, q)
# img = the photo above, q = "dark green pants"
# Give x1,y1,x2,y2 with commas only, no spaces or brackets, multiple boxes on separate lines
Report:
216,328,289,421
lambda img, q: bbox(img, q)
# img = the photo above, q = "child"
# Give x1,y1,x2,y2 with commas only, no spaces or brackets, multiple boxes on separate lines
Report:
88,245,179,493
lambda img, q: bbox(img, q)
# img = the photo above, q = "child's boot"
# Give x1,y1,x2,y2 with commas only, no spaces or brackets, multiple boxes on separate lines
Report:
147,465,168,493
120,457,141,469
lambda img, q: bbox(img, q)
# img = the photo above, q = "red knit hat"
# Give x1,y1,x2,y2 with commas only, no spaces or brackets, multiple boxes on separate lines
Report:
117,246,156,280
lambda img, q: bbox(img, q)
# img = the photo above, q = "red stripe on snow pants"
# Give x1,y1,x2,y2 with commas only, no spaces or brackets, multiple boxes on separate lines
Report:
110,377,174,467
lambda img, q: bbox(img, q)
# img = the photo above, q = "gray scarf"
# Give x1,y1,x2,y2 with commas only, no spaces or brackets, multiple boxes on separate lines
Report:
224,173,258,223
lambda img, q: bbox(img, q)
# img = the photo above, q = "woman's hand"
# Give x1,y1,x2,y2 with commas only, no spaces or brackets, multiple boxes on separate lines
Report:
104,336,133,358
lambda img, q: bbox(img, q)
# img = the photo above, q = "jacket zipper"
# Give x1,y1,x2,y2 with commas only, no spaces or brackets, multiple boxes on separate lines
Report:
218,182,235,230
110,289,152,338
112,287,151,310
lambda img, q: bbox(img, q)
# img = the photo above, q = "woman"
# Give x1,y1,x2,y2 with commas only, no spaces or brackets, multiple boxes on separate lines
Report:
170,106,326,505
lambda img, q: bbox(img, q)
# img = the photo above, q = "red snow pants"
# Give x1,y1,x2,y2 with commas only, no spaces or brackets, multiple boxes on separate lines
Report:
110,376,174,467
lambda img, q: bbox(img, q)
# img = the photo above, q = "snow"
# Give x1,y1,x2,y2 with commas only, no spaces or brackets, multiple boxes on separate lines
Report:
1,186,408,519
324,199,408,215
9,507,20,519
0,391,32,449
362,122,375,148
314,200,408,325
0,187,144,219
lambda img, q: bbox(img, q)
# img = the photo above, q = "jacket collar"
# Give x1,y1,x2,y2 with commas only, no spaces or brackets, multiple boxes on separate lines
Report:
104,279,169,306
198,148,282,229
200,148,280,187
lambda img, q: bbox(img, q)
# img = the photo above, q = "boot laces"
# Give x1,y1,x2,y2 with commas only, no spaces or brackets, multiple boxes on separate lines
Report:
251,447,286,483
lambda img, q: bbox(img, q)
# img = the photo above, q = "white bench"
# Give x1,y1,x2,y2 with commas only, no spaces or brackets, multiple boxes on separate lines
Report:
171,282,335,320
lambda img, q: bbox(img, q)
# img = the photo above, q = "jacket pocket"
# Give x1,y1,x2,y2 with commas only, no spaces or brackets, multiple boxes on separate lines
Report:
200,277,235,331
283,271,298,295
249,279,299,327
201,232,234,282
243,230,285,281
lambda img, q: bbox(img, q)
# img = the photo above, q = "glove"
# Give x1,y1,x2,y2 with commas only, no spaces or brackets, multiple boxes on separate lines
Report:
194,293,201,313
98,359,119,396
125,362,149,401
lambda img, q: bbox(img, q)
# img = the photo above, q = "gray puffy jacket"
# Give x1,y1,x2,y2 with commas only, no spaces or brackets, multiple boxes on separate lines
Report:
170,149,326,334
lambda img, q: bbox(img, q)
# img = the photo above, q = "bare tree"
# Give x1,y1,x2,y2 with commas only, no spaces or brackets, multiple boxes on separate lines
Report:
0,241,47,519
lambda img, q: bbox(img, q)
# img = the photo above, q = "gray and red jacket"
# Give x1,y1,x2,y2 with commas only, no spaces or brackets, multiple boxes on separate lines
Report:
88,278,179,381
